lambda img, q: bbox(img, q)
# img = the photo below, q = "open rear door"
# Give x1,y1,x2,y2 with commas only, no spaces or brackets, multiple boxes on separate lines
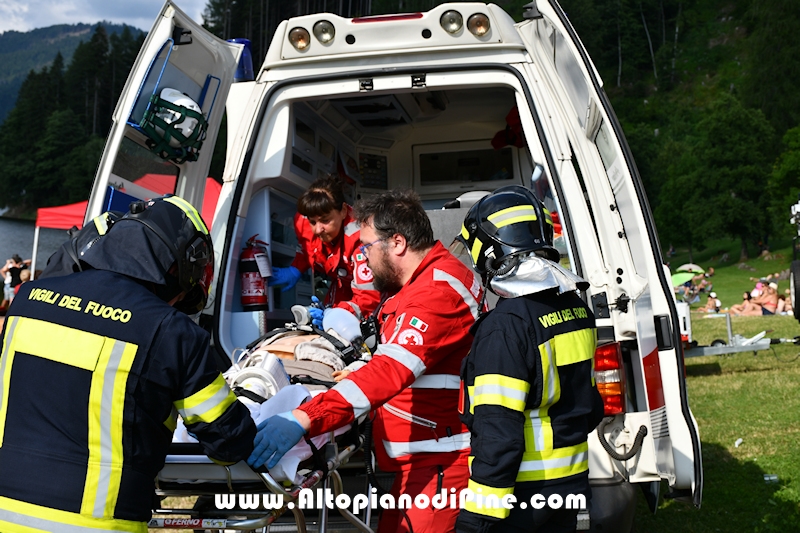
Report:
515,0,702,508
86,1,241,222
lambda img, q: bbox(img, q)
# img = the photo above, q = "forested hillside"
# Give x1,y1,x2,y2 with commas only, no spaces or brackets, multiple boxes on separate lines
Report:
0,0,798,261
0,23,143,124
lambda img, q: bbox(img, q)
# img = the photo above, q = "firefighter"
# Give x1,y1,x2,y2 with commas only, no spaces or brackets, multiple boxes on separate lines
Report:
452,185,604,533
269,174,381,322
0,196,259,532
249,189,482,533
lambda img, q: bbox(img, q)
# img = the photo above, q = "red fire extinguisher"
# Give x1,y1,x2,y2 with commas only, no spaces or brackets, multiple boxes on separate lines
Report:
239,234,271,311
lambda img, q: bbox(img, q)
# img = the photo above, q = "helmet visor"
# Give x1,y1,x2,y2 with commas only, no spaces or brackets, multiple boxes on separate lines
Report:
448,238,476,270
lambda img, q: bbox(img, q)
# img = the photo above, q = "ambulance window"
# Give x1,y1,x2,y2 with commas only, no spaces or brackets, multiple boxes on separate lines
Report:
535,17,590,130
594,122,625,191
419,147,513,185
569,142,604,263
109,137,178,193
530,163,572,271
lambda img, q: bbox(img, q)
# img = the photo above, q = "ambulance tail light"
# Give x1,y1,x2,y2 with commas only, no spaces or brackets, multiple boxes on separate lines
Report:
594,342,625,416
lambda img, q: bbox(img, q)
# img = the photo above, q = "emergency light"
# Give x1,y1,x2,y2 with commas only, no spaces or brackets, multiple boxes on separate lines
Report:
440,10,463,34
289,27,311,50
467,13,491,36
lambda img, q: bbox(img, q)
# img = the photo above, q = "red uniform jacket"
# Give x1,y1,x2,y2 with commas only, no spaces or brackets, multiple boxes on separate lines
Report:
298,242,482,471
291,205,380,318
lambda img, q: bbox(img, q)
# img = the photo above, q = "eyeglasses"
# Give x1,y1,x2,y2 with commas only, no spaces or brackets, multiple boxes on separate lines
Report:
359,238,385,255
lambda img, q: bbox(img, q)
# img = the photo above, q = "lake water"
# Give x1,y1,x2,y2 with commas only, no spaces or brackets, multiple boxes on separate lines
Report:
0,218,73,273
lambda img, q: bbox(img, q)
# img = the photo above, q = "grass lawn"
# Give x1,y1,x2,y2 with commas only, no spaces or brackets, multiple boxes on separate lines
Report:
666,237,795,313
633,314,800,532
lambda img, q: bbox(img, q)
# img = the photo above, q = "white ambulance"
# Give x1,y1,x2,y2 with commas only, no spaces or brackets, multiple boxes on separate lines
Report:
87,1,703,530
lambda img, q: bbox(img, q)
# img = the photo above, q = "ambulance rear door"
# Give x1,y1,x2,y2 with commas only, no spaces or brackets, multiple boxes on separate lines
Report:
86,0,241,222
515,0,702,507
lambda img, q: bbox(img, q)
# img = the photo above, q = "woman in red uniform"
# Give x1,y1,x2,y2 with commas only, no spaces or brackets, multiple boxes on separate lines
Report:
269,175,380,319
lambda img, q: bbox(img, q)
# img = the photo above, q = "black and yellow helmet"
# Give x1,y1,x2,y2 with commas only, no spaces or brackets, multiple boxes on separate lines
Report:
82,194,213,314
456,185,558,275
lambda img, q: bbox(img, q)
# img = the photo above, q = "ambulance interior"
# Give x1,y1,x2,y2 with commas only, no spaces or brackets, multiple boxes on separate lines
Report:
220,84,572,354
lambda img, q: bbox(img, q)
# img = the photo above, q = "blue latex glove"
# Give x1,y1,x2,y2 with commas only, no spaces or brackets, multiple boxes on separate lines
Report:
309,295,324,328
269,266,302,292
247,411,307,470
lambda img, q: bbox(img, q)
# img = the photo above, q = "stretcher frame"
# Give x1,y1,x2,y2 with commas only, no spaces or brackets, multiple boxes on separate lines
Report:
150,434,374,532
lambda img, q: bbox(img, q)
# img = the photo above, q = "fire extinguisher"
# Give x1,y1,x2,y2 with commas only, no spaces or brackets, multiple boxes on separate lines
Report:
239,234,271,311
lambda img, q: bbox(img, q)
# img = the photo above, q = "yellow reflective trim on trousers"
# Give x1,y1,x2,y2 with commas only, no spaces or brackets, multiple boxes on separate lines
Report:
487,205,538,229
470,237,483,265
0,495,146,532
473,374,530,412
175,374,237,425
552,328,596,366
516,441,589,482
164,196,207,234
461,225,469,240
81,340,137,519
463,480,513,519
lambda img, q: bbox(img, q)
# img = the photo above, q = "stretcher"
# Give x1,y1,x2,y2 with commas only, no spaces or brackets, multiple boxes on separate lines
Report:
150,326,378,532
151,433,372,532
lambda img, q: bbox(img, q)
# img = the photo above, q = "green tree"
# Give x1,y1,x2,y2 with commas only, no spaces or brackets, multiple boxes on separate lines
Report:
691,93,776,260
0,67,56,206
741,0,800,136
767,126,800,237
654,137,707,261
64,26,110,137
30,108,89,205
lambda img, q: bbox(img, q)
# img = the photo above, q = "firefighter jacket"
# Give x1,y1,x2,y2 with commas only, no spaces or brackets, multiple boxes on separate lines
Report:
298,242,482,471
291,205,380,318
0,269,256,532
457,289,604,530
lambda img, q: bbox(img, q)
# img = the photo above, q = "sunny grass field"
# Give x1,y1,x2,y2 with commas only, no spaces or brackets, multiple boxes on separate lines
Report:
634,240,800,532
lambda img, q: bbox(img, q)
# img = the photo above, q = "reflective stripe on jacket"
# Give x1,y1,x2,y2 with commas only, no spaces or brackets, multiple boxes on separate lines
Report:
291,206,380,318
459,290,604,521
298,242,482,471
0,270,255,528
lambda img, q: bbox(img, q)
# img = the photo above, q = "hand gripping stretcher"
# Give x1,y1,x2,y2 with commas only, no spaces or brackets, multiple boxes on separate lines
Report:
149,325,378,532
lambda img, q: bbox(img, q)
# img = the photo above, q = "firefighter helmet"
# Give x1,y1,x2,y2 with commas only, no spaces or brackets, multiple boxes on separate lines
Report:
123,195,214,314
456,185,559,275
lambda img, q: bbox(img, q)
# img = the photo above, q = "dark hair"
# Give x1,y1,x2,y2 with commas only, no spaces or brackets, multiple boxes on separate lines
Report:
297,175,346,218
11,254,22,263
353,189,434,252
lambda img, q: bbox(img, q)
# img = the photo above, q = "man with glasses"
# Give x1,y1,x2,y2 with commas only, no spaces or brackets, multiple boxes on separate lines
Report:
248,189,483,533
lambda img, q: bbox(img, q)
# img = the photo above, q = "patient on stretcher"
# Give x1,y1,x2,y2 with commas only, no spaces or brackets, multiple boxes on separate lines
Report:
168,323,366,483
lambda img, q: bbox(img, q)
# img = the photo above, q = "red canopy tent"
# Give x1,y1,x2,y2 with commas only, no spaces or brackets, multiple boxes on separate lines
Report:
31,177,223,278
